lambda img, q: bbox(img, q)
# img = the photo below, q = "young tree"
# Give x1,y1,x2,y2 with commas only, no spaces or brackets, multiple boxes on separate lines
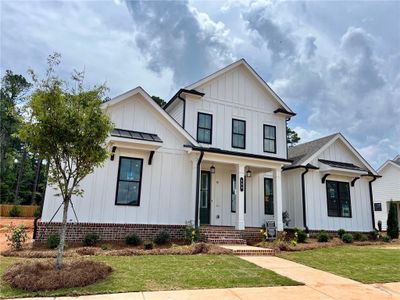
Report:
19,54,113,269
151,95,166,107
387,201,399,239
287,127,300,147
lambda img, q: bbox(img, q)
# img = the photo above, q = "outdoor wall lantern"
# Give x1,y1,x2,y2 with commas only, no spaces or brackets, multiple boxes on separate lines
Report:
210,165,216,174
246,169,252,177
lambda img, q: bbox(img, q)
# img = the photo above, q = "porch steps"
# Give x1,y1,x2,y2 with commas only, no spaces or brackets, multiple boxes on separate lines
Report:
200,226,247,245
220,245,275,256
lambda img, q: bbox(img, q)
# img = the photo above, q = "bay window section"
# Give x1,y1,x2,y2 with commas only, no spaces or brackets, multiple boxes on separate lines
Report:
115,157,143,206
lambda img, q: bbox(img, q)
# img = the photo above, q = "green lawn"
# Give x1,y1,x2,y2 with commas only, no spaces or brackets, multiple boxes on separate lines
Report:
0,255,300,298
279,246,400,284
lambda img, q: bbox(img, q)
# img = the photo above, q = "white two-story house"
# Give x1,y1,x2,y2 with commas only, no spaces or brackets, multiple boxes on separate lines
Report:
38,59,295,243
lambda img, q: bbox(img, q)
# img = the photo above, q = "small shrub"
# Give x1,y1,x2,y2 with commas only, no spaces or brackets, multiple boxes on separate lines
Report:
387,201,399,239
83,233,99,246
46,234,60,249
6,225,28,250
153,230,171,245
296,230,307,243
342,233,353,243
184,220,200,244
143,240,154,250
317,231,329,243
369,230,380,240
125,233,141,246
33,208,41,218
337,229,346,238
381,235,391,243
354,233,368,242
100,244,112,251
9,206,21,217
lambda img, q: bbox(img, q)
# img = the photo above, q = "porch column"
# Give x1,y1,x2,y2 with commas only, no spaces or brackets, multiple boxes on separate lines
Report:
236,164,245,230
273,168,283,231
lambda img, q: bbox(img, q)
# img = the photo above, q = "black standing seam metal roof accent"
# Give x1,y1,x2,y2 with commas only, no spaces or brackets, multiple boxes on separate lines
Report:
111,128,163,143
318,159,367,172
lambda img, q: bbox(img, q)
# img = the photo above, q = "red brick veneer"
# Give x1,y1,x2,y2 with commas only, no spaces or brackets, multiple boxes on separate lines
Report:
35,221,186,242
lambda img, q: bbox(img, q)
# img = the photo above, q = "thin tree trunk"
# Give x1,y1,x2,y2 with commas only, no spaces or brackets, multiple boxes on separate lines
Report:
56,197,69,270
14,148,27,202
31,158,42,204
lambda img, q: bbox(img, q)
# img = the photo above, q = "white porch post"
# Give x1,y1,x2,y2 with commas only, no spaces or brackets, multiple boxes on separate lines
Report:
273,168,283,231
190,156,198,225
236,164,245,230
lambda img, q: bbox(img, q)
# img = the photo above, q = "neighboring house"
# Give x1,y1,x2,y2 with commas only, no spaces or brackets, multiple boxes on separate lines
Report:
282,133,379,232
373,155,400,231
38,59,296,243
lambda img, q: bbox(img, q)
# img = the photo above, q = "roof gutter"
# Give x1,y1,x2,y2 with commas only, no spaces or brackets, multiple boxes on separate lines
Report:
194,151,204,228
301,166,310,232
177,93,186,129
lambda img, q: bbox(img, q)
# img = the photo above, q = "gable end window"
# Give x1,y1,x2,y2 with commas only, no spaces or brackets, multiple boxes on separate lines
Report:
264,178,274,215
115,157,143,206
197,112,212,144
263,125,276,153
326,180,352,218
232,119,246,149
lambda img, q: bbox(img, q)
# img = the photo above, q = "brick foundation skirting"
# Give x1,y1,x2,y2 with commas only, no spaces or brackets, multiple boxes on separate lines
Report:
35,221,186,242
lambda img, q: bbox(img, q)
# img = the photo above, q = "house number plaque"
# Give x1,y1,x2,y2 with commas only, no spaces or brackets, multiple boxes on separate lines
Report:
240,177,244,191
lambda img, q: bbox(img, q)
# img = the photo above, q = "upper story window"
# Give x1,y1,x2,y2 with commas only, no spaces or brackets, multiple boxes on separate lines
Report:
115,157,143,206
232,119,246,149
326,180,352,218
197,112,212,144
263,125,276,153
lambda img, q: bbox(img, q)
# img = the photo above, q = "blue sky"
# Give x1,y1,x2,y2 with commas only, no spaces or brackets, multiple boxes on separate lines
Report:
1,0,399,168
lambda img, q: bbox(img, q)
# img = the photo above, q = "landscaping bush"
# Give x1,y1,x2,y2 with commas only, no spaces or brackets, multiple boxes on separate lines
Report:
369,230,380,240
82,233,99,246
381,235,391,243
125,233,141,246
387,201,399,239
342,233,353,243
153,230,171,245
8,206,21,217
144,240,154,250
46,234,60,249
2,260,112,291
354,233,368,242
337,229,346,238
6,225,28,250
296,229,307,243
317,231,329,243
185,220,200,244
33,207,41,218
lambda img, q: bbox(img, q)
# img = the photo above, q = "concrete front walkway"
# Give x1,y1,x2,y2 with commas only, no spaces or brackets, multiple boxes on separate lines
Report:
11,256,400,300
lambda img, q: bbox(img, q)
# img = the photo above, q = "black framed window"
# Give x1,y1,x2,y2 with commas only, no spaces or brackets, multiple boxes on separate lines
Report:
263,125,276,153
374,203,382,211
264,178,273,215
231,174,246,213
197,112,212,144
115,157,143,206
232,119,246,149
326,180,352,217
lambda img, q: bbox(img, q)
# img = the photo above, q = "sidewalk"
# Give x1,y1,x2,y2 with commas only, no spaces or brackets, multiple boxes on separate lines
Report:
10,256,400,300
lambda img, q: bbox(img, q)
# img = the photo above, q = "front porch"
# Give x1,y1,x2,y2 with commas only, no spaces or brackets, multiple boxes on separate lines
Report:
191,149,290,234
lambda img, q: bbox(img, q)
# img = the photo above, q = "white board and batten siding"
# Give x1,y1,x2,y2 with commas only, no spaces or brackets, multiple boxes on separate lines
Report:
283,138,374,232
373,163,400,230
180,64,288,159
41,93,194,225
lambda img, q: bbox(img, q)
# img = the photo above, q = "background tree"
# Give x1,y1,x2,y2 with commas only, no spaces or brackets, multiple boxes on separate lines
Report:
287,127,300,146
19,53,113,269
387,201,399,239
151,95,166,107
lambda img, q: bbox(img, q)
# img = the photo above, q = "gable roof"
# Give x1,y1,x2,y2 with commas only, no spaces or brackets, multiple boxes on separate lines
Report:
377,155,400,173
102,86,198,146
185,58,294,114
288,133,377,175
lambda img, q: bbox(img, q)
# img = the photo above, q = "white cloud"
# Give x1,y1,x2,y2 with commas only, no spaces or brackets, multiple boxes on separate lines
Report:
293,126,323,143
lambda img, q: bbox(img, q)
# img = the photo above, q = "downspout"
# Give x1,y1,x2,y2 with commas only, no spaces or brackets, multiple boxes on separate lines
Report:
301,166,309,232
194,151,204,228
368,175,378,230
177,93,186,129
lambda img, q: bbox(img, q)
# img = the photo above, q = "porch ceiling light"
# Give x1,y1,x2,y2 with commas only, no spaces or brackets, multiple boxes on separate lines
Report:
210,165,216,174
246,169,252,177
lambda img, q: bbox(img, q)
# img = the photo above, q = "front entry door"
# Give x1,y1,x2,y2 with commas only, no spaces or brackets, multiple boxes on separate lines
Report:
200,171,211,225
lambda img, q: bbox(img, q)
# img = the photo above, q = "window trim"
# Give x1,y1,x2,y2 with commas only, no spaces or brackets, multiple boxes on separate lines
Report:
197,112,213,144
264,177,274,215
325,180,352,218
232,118,246,149
115,156,144,206
263,124,277,154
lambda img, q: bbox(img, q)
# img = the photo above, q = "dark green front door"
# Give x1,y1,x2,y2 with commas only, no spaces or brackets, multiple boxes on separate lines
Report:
200,171,211,225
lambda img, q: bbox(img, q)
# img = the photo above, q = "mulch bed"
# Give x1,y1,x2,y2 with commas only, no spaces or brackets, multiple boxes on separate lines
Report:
0,243,232,258
2,260,112,291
